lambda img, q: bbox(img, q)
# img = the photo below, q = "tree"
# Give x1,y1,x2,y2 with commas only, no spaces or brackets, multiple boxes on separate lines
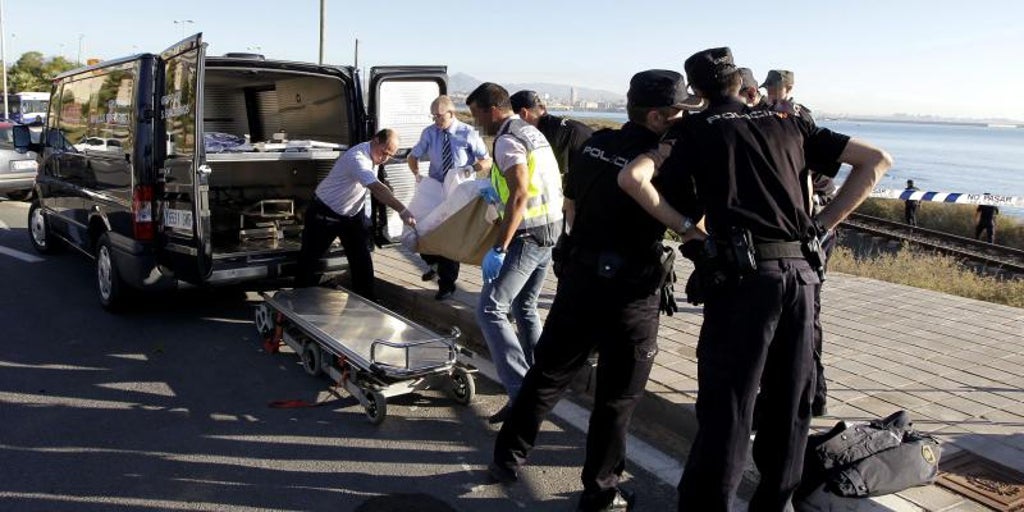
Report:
7,51,77,93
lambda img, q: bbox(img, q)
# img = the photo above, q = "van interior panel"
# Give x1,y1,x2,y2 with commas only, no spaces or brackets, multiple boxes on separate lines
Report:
202,68,350,258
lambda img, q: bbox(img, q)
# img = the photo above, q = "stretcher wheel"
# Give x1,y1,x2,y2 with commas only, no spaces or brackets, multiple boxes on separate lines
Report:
254,304,274,335
364,391,387,425
300,342,324,377
448,367,475,405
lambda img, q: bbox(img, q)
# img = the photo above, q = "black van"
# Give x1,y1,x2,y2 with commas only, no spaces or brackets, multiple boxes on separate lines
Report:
16,34,444,310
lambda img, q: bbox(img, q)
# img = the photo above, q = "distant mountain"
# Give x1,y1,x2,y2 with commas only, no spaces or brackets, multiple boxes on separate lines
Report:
449,72,624,103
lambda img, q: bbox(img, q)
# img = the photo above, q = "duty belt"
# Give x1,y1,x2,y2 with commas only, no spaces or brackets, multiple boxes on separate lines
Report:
754,241,805,260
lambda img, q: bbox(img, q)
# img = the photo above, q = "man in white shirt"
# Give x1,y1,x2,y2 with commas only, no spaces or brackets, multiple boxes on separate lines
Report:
296,129,415,300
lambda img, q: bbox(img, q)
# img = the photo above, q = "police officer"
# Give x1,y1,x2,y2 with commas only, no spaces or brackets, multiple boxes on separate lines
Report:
759,68,837,417
736,67,764,107
623,48,891,511
510,89,594,180
489,70,702,512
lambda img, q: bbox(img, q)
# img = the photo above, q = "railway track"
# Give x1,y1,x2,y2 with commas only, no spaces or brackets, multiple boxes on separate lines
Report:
840,213,1024,276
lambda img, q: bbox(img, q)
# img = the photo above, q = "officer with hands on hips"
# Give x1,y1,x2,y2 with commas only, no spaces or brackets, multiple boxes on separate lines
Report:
622,47,891,511
489,69,702,512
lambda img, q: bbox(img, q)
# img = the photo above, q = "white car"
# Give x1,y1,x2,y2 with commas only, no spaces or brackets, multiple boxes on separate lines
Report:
0,122,39,200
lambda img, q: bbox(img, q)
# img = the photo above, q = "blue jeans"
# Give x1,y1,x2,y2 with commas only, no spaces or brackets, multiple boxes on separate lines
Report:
477,235,551,401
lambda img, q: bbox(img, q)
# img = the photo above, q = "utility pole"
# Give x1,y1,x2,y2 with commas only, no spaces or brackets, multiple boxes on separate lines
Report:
318,0,325,65
77,34,84,66
354,38,359,70
0,0,8,119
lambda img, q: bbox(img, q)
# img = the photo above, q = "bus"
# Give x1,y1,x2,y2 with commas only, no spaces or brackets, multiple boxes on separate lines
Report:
5,91,50,124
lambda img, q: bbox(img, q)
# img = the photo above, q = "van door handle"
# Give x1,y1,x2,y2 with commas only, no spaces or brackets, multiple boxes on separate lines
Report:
197,164,212,176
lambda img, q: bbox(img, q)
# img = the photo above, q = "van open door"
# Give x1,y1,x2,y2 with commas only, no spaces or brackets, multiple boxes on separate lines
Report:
367,66,447,243
156,34,211,284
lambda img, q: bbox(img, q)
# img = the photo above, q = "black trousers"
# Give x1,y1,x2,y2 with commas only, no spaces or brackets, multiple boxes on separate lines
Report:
493,261,660,504
421,254,460,292
904,202,919,226
677,259,818,512
296,200,375,300
975,222,995,243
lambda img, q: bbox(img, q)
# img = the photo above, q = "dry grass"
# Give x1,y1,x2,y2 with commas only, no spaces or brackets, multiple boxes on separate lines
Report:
856,198,1024,249
829,243,1024,308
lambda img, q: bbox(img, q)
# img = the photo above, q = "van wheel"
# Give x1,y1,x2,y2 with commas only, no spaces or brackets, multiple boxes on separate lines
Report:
96,233,127,311
28,201,60,254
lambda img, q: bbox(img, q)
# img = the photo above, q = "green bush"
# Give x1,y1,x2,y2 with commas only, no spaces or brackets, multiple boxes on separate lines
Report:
830,243,1024,308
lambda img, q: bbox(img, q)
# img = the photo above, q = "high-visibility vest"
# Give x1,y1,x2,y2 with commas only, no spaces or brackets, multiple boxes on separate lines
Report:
490,118,564,231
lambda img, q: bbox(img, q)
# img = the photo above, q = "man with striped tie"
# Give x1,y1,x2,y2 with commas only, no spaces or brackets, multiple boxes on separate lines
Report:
408,95,492,300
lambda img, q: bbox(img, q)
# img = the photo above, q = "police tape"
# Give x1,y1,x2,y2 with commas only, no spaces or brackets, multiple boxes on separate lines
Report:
870,189,1024,207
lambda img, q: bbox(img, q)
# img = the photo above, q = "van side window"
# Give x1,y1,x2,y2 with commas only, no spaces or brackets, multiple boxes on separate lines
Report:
88,68,136,191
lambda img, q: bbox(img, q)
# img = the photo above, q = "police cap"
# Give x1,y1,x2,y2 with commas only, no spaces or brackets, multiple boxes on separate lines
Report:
737,67,758,90
627,69,703,110
684,47,740,92
761,69,794,88
510,90,543,111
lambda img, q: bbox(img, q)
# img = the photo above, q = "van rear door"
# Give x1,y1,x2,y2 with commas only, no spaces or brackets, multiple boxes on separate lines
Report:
156,34,211,284
367,66,447,242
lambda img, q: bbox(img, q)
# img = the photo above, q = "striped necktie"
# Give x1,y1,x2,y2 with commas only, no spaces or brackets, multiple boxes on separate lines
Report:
441,130,454,175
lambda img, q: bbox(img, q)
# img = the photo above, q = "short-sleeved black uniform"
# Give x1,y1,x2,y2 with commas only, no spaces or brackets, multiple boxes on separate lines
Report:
536,113,594,177
667,97,849,512
493,122,692,509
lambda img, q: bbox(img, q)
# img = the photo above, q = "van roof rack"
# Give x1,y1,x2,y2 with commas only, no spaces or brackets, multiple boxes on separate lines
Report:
222,52,265,61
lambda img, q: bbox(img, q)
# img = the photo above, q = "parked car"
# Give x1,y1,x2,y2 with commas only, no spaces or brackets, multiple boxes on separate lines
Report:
0,121,39,200
15,33,445,310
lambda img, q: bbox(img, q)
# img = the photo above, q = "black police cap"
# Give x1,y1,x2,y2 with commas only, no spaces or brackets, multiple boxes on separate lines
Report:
627,69,703,110
684,47,740,91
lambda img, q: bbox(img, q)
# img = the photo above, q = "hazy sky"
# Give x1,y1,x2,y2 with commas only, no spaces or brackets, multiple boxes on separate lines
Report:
6,0,1023,120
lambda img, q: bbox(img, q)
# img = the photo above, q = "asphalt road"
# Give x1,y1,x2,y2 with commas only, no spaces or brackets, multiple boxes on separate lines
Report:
0,199,679,511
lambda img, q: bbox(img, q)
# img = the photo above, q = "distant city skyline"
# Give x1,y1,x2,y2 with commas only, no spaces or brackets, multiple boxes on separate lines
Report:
5,1,1023,122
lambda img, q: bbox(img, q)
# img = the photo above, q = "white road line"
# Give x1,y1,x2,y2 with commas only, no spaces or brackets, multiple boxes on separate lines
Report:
0,244,43,263
465,352,685,486
0,219,9,230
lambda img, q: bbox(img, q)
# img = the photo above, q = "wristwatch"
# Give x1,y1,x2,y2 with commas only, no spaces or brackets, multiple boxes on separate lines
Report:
677,216,694,234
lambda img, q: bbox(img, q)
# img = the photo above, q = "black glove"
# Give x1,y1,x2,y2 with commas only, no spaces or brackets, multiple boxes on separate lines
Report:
659,269,679,316
684,269,704,305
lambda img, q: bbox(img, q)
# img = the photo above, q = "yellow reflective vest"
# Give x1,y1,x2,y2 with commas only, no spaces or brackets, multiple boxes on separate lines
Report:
490,118,564,231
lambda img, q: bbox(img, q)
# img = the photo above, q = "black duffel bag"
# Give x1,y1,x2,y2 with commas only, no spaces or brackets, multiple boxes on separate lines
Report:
798,410,942,499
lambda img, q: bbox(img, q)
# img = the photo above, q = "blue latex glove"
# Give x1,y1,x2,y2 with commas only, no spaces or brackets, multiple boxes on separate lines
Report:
482,248,506,283
479,186,501,205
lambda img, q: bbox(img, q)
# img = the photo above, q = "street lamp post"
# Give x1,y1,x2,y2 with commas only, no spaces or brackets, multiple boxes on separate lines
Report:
77,33,84,66
1,0,8,119
173,19,194,39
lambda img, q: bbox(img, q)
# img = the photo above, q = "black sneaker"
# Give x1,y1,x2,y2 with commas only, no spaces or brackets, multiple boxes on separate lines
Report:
421,267,438,281
435,288,455,301
487,462,519,484
577,489,635,511
488,404,512,425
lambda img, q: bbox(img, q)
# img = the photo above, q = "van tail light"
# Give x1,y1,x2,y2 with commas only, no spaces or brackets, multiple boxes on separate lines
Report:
132,185,154,240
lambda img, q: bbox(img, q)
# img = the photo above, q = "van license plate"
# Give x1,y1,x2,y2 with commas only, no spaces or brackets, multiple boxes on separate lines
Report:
164,208,194,232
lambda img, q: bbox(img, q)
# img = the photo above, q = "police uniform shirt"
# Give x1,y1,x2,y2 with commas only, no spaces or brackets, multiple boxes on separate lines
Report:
567,122,696,257
662,97,849,242
537,113,594,175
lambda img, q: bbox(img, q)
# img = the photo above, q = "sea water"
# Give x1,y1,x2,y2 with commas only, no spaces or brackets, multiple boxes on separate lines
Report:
555,111,1024,218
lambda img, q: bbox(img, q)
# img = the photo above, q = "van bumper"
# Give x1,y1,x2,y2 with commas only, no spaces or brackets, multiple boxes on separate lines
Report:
108,234,178,291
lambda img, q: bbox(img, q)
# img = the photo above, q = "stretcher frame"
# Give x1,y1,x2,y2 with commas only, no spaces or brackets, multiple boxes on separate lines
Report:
255,287,476,424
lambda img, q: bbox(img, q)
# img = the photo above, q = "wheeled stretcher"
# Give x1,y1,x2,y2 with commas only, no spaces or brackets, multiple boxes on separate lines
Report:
254,287,476,424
